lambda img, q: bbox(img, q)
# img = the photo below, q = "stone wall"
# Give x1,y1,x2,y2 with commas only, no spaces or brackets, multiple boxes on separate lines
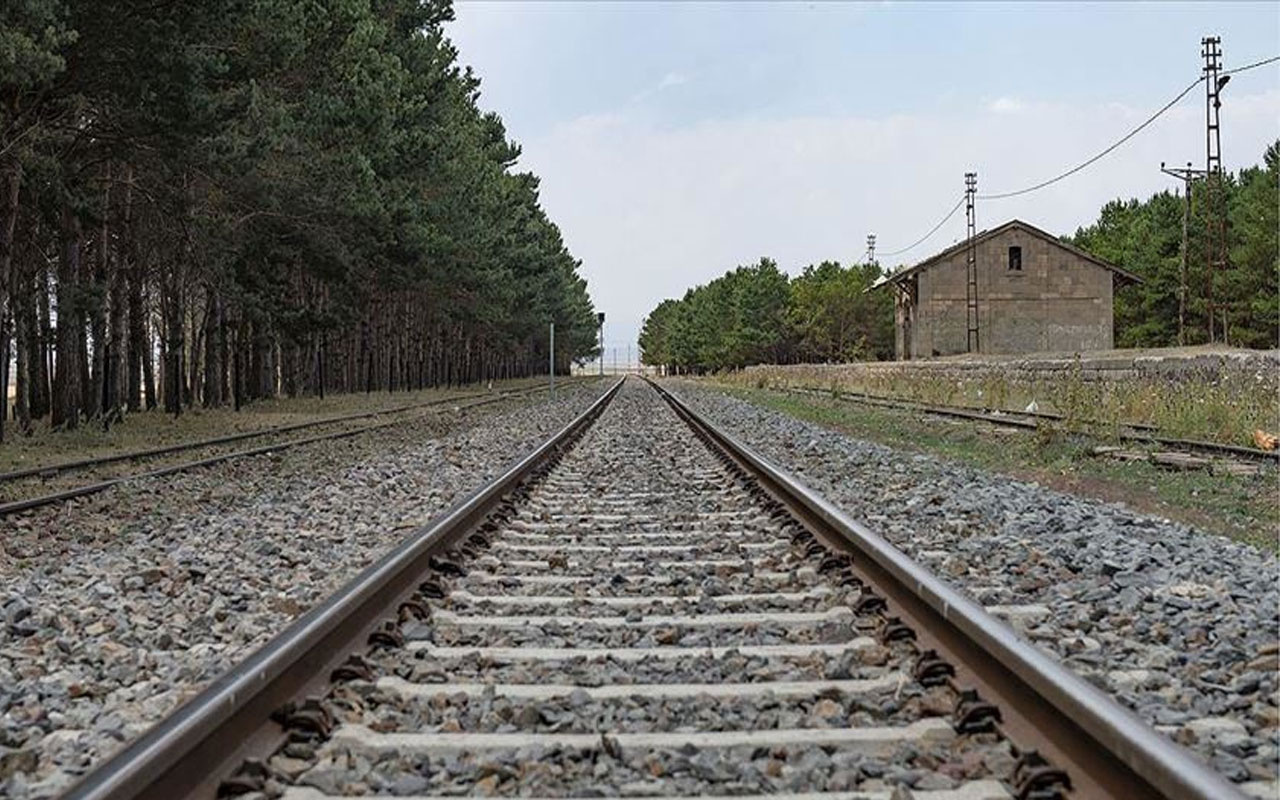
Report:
746,347,1279,386
906,226,1114,358
732,347,1279,443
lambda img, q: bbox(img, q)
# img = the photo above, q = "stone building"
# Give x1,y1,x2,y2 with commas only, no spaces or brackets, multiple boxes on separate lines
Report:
885,219,1140,359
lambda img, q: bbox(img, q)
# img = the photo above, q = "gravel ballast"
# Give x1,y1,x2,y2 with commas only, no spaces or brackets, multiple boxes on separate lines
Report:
280,378,1009,800
669,380,1280,793
0,381,608,799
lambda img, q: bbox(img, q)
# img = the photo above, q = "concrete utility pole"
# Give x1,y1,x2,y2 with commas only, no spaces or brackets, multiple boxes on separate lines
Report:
1202,35,1229,343
597,312,605,377
964,172,979,354
549,322,555,399
1160,161,1202,346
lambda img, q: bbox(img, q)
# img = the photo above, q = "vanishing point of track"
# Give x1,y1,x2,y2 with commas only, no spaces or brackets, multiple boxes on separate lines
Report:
62,377,1243,800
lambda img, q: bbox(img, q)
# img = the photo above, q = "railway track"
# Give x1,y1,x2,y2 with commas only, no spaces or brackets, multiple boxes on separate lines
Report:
775,385,1278,465
0,380,580,517
62,376,1241,800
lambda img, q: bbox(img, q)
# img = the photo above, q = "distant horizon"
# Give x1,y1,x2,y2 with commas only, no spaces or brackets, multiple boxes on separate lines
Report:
448,2,1280,351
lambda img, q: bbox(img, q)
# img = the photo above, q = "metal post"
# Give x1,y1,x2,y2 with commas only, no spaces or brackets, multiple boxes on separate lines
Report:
1202,35,1227,343
597,312,605,377
964,172,979,354
1160,161,1201,346
1179,170,1190,345
549,322,555,399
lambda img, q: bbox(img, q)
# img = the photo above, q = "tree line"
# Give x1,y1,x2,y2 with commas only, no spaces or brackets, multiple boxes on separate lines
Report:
641,142,1278,372
1073,141,1278,350
638,258,893,373
0,0,599,442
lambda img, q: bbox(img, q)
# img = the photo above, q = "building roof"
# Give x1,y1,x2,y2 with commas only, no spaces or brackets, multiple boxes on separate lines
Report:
883,219,1143,286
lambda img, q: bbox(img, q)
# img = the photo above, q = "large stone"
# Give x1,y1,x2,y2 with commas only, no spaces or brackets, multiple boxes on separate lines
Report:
1184,717,1249,746
0,747,37,780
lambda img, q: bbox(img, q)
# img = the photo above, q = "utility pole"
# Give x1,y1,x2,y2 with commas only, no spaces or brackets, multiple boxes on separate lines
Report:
866,234,876,266
964,172,979,354
1202,35,1229,343
549,322,555,399
1160,161,1202,345
596,312,605,377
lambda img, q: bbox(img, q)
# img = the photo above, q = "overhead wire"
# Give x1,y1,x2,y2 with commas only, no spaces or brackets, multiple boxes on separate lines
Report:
877,195,966,258
868,53,1278,260
977,76,1205,200
1224,54,1280,75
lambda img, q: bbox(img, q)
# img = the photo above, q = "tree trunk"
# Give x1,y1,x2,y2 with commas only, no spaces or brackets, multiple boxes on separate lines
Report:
33,267,52,419
203,291,222,407
0,160,19,441
106,237,128,421
141,295,156,410
218,300,229,403
0,312,9,443
231,317,243,412
88,171,111,421
13,247,33,433
52,206,83,429
187,293,204,406
161,264,184,417
15,288,30,433
124,165,146,412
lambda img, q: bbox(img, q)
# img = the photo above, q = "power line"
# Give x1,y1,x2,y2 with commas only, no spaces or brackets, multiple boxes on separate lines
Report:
868,52,1277,261
978,76,1204,200
975,54,1273,201
1224,54,1280,75
878,195,966,257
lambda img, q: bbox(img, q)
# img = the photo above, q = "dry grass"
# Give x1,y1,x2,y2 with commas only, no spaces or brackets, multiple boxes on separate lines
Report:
725,360,1280,448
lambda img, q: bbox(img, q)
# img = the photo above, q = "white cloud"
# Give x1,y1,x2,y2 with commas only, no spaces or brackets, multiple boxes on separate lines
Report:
658,72,688,89
514,89,1280,349
630,71,692,105
988,96,1024,114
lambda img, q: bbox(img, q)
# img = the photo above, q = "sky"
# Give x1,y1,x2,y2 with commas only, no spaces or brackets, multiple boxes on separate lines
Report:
446,1,1280,358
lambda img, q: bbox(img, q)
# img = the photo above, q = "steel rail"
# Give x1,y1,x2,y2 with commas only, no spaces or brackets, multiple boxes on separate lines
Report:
59,377,624,800
648,379,1244,800
0,379,584,484
776,384,1278,464
0,383,583,517
783,384,1159,431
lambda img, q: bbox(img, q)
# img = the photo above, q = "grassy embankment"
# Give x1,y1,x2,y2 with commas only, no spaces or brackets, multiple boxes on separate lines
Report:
707,377,1279,553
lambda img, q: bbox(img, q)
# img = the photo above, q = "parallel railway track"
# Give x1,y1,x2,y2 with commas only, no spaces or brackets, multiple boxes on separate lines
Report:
61,377,1242,800
0,380,580,517
772,385,1278,465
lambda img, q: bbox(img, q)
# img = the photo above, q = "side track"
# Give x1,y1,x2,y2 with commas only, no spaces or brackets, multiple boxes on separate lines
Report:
775,385,1277,465
61,377,1241,800
0,381,575,517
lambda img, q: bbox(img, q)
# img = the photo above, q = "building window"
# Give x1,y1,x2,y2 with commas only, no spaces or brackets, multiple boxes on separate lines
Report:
1008,245,1022,271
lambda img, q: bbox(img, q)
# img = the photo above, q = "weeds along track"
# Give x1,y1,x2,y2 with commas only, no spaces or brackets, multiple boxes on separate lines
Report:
62,377,1241,800
773,385,1278,466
